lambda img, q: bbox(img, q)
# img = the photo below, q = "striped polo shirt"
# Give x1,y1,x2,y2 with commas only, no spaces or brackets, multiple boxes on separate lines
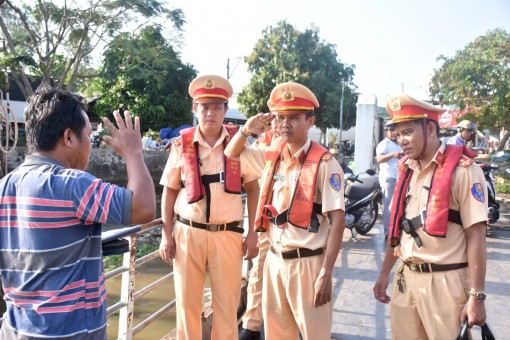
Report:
0,155,132,339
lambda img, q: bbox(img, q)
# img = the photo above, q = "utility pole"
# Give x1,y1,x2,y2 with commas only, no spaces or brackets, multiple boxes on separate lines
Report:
226,58,230,80
226,57,242,80
339,82,345,145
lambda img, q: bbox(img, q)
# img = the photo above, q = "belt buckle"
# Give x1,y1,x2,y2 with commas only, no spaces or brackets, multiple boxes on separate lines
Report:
218,171,225,183
408,263,419,272
207,224,222,231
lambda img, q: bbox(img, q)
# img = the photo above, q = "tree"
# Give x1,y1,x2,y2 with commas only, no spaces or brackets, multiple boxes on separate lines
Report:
94,25,196,132
0,0,185,98
430,28,510,151
237,21,357,133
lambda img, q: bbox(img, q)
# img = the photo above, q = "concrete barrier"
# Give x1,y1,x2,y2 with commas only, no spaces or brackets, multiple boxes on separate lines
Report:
5,147,168,186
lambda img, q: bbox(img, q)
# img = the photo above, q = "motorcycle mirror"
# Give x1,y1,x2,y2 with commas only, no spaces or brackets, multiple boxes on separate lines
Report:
365,169,376,176
489,150,505,163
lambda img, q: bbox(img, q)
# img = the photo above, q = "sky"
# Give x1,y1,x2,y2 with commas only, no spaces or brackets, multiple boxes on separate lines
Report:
168,0,510,108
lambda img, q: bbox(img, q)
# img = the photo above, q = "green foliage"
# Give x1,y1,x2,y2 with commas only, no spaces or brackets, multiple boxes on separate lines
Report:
430,29,510,150
144,129,161,141
496,175,510,194
0,0,185,97
237,21,358,132
103,254,123,272
329,133,339,147
94,25,197,132
103,240,160,272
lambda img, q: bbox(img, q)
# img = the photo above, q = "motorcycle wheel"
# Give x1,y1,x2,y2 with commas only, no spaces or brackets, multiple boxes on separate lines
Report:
354,200,378,235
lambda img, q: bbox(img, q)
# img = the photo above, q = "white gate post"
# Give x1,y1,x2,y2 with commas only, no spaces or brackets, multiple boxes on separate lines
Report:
354,95,378,173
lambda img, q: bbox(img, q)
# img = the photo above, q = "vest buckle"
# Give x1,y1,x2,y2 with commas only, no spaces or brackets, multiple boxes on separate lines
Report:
420,209,427,225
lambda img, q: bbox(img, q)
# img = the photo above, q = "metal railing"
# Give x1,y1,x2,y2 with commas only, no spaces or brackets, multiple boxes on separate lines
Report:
104,218,174,340
104,194,248,339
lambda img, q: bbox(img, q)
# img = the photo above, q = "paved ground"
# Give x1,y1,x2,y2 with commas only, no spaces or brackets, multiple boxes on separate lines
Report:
330,204,510,339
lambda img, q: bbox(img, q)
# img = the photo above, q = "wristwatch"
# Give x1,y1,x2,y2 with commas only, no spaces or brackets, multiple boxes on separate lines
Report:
469,290,487,302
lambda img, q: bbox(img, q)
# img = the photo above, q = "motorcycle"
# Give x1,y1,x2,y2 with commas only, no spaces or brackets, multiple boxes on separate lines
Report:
344,169,382,239
478,151,505,226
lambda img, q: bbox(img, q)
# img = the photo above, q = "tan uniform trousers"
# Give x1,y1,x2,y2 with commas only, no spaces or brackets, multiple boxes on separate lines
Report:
242,233,270,331
173,221,243,340
390,263,470,340
263,250,332,340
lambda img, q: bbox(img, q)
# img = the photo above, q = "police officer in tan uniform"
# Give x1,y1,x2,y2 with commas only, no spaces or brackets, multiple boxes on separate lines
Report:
373,93,488,339
239,102,281,340
226,82,346,340
159,75,260,339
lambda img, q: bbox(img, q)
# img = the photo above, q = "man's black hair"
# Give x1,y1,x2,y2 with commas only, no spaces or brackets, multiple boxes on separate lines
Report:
24,86,88,153
411,118,440,135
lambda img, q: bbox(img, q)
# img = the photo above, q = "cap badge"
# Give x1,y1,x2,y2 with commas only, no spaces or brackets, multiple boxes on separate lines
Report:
390,98,401,111
204,79,216,89
281,89,295,102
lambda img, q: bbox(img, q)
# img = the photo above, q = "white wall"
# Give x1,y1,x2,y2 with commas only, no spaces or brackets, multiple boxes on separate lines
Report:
0,100,26,123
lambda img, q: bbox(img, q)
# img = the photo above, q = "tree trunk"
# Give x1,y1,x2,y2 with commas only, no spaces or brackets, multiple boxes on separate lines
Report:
497,128,510,151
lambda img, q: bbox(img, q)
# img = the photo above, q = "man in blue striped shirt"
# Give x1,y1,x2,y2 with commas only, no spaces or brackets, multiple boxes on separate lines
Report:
0,86,155,339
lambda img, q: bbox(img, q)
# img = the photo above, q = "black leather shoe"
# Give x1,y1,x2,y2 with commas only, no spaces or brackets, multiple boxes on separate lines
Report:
239,328,261,340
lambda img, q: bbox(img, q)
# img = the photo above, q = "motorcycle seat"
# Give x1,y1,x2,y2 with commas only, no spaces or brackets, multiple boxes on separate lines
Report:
345,176,379,200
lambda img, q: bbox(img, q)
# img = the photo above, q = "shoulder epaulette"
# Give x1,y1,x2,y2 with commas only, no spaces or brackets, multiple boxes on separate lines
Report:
458,156,473,168
321,152,333,162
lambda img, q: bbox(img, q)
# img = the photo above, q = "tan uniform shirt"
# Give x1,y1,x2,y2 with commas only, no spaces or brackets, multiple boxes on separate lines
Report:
396,143,488,264
241,139,345,251
160,126,258,224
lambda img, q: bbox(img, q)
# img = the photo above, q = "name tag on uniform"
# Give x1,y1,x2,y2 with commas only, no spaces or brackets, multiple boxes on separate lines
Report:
273,174,285,181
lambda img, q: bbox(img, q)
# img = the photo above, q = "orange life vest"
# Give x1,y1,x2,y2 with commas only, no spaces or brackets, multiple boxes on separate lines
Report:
255,141,331,231
179,125,242,222
388,145,477,247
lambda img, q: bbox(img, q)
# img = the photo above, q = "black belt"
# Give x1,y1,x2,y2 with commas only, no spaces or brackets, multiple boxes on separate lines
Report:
266,203,323,233
404,261,468,273
405,209,463,229
270,246,323,259
176,215,243,234
401,209,463,247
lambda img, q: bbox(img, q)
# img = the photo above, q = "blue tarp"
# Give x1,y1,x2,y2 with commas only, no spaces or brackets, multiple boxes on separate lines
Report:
159,124,192,140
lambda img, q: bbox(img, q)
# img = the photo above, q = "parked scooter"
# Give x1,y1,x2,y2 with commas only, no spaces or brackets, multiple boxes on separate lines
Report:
344,169,382,239
478,151,505,226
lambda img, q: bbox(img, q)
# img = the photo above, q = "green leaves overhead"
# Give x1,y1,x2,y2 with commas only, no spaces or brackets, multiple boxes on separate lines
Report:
0,0,185,97
95,25,196,132
430,28,510,150
237,21,358,133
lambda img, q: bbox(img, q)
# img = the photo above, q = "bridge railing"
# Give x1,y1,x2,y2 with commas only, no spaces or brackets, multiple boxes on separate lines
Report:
104,218,174,340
